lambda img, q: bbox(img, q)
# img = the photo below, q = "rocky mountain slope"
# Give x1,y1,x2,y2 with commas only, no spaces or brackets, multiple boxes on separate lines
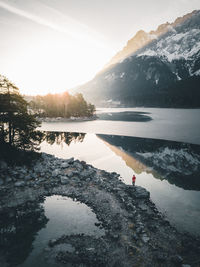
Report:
77,10,200,107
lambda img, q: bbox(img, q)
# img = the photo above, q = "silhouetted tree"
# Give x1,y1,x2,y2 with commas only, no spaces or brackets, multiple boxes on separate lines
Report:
0,75,43,150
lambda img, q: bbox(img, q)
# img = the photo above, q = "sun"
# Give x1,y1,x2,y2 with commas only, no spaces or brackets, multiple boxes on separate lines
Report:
2,29,113,96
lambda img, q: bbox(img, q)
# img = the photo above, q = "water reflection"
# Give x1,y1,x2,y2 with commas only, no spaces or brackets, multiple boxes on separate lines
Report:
0,200,48,267
0,195,104,267
40,131,200,236
43,131,85,146
97,111,152,122
98,134,200,191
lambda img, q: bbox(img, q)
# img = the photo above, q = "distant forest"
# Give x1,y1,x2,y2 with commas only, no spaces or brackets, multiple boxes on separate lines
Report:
29,92,95,118
120,76,200,107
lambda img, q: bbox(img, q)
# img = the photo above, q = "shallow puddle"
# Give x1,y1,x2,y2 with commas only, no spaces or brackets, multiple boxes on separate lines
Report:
0,195,104,267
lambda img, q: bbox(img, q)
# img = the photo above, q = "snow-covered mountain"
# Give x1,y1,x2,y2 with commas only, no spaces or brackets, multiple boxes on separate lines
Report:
77,10,200,107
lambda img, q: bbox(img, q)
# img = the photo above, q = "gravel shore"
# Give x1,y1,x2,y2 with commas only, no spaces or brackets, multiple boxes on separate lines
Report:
0,153,200,267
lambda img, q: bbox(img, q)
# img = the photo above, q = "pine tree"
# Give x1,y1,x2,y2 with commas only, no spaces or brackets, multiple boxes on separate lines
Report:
0,75,43,150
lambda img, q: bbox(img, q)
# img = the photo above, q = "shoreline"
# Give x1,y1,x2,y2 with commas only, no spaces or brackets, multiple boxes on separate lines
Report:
37,116,97,123
0,153,200,266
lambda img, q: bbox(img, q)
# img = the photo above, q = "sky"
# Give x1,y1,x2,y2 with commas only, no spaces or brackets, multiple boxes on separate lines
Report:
0,0,200,95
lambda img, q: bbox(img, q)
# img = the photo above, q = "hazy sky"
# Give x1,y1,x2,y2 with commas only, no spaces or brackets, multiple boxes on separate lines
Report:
0,0,200,95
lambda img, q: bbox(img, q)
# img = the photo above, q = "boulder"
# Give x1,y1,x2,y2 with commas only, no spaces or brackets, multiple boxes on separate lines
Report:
52,169,60,177
15,181,25,187
5,176,12,183
80,169,95,179
0,161,7,171
65,169,75,178
73,162,83,171
60,176,69,185
171,255,183,264
141,234,150,243
61,162,69,168
128,186,150,199
67,157,74,164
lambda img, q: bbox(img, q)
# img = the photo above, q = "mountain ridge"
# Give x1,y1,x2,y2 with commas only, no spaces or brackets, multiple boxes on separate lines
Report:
105,10,199,68
76,10,200,107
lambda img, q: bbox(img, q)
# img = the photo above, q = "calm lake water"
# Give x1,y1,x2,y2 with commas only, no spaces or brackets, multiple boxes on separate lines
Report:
41,108,200,145
0,195,104,267
39,108,200,237
1,108,199,266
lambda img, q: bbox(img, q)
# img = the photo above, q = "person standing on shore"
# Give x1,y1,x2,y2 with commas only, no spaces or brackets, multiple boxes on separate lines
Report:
132,175,136,186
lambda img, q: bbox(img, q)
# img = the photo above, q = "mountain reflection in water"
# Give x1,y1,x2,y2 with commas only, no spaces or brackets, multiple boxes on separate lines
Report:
40,131,200,236
98,134,200,191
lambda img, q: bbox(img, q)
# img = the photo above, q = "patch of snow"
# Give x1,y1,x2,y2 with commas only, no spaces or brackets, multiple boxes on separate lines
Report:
187,41,200,58
120,72,125,78
138,28,200,63
104,73,117,82
147,33,157,40
174,72,182,80
167,25,176,33
138,50,157,57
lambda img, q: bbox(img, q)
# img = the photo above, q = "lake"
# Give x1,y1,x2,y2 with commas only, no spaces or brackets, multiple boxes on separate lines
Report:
41,108,200,145
40,108,200,237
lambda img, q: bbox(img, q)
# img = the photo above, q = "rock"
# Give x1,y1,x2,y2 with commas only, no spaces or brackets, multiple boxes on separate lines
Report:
60,176,69,185
133,186,150,199
80,169,94,179
65,169,74,178
34,164,43,173
5,176,12,183
141,234,150,243
25,175,32,181
111,234,119,240
132,233,139,241
14,181,25,187
0,179,4,185
182,265,191,267
61,162,69,168
138,203,148,211
67,157,74,164
171,255,183,264
52,169,60,177
0,160,7,171
128,244,138,253
74,162,83,171
156,252,168,262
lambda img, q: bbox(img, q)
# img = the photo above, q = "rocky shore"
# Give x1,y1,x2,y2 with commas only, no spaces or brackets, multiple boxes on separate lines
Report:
0,153,200,267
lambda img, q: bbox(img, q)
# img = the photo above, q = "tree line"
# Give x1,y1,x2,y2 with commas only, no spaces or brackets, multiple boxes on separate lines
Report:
29,92,95,118
0,74,95,155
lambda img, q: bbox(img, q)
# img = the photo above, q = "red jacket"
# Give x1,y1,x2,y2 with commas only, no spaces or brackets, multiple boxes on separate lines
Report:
132,175,136,182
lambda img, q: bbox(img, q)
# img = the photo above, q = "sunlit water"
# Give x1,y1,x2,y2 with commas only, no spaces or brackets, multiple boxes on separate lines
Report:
40,133,200,237
40,108,200,145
